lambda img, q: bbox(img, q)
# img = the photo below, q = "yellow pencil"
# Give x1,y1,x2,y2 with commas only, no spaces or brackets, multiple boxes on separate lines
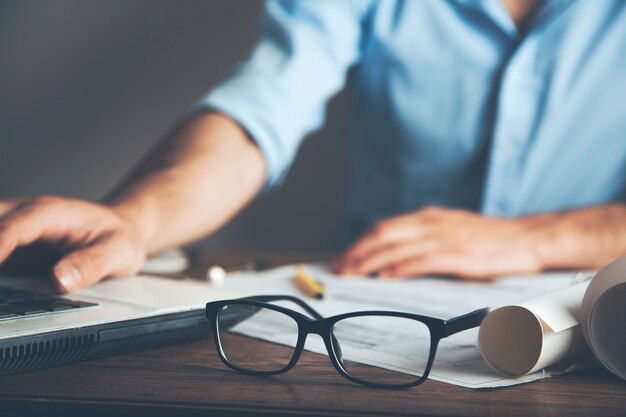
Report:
293,265,325,300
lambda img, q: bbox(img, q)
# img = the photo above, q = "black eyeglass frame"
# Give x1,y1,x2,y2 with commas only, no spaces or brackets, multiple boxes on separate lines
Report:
205,295,488,389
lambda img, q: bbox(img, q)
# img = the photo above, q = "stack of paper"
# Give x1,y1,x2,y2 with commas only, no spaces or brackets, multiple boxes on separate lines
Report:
220,264,592,389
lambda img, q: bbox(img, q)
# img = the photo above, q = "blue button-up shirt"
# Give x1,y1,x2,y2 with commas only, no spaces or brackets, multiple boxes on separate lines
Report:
200,0,626,242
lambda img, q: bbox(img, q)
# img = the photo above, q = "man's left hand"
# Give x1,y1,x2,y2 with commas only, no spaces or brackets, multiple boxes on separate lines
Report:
332,206,548,280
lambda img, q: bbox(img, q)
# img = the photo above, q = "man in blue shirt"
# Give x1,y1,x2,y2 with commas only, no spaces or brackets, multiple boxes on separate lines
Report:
0,0,625,292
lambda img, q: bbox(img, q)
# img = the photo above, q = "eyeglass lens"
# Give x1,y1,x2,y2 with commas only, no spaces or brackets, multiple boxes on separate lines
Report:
332,315,431,385
217,303,299,372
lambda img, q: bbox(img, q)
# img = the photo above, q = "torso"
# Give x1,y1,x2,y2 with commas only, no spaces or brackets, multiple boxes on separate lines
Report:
345,0,626,241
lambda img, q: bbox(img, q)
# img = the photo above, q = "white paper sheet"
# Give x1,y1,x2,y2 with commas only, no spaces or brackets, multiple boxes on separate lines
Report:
219,264,584,389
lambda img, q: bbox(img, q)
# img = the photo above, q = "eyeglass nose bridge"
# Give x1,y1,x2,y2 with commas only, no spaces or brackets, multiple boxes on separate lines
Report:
301,319,329,337
299,320,344,361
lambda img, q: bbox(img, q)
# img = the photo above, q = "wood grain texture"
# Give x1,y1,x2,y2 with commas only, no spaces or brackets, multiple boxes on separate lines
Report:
0,250,624,417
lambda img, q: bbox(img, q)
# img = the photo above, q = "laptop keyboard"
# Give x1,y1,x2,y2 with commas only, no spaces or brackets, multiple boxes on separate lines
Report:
0,286,98,321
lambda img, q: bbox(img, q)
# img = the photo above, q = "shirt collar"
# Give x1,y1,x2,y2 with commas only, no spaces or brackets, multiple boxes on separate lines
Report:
451,0,576,39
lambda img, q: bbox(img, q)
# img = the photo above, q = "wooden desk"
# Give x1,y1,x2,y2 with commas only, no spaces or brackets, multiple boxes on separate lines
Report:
0,250,625,417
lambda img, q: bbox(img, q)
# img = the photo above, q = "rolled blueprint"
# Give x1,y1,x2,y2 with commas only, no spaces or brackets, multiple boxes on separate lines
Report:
478,256,626,378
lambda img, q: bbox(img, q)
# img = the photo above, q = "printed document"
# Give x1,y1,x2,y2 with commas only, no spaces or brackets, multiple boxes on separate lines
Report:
220,264,590,389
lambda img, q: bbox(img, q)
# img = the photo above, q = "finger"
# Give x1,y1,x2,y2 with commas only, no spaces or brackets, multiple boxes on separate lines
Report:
52,234,143,292
378,254,459,279
0,199,21,218
380,251,490,280
346,240,443,275
337,221,426,271
0,200,30,261
0,215,50,264
335,207,456,273
0,198,85,264
0,235,17,266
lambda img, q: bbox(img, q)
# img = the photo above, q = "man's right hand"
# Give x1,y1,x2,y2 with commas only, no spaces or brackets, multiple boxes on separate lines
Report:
0,114,266,293
0,196,147,293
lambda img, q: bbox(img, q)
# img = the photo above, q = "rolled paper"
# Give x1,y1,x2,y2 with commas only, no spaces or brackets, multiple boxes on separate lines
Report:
479,256,626,380
581,257,626,380
478,281,590,376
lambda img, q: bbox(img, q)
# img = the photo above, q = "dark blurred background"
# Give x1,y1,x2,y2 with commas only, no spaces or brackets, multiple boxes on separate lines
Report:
0,0,354,252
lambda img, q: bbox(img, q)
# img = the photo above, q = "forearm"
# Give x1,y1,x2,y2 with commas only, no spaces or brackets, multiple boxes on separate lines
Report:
530,204,626,270
334,203,626,279
106,112,265,253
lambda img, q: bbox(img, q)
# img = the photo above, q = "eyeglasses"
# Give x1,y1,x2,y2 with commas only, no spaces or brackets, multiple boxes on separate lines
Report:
205,295,487,389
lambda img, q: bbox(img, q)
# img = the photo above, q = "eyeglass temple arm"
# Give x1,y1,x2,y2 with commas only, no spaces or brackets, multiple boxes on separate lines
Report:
242,295,325,319
443,308,489,337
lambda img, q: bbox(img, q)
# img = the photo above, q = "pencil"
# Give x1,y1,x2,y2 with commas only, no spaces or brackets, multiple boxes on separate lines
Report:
294,265,325,299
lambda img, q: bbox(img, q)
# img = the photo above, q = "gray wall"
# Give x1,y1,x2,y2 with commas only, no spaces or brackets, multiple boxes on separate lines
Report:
0,0,353,251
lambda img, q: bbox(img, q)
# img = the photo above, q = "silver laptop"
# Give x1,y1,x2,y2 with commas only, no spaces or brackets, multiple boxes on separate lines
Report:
0,273,244,375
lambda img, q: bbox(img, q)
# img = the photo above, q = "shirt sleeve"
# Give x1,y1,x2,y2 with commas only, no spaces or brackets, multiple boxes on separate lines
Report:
195,0,369,190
